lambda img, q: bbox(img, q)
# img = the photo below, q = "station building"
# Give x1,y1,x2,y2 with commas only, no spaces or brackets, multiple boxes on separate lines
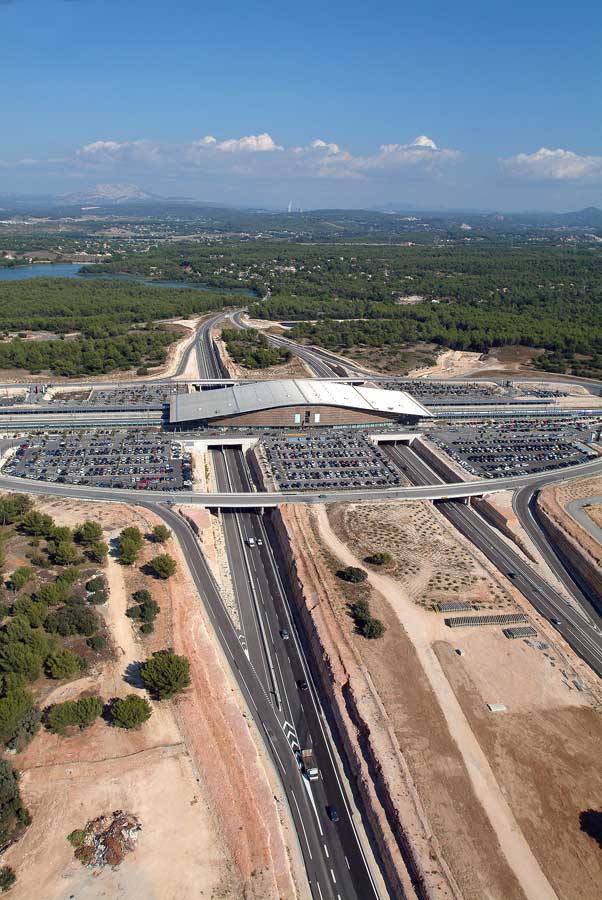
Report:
169,379,431,430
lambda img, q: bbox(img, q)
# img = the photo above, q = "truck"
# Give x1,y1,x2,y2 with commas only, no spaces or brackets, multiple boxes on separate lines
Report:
301,748,319,781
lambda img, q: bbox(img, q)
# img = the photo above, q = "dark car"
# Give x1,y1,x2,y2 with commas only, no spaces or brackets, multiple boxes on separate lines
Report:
279,628,290,640
297,679,309,691
326,805,339,823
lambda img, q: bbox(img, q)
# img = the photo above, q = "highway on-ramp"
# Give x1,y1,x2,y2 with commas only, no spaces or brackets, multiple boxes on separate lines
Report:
385,443,602,676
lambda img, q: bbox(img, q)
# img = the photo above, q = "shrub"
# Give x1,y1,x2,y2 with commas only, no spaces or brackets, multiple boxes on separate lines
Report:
13,596,48,628
8,566,33,592
132,589,151,604
67,829,87,847
36,581,69,606
360,618,386,640
126,606,142,620
56,568,80,586
45,604,99,637
337,566,367,584
140,622,154,635
0,759,31,847
120,527,143,550
147,554,177,580
86,576,106,593
0,642,44,682
350,598,371,623
0,687,40,749
111,694,152,729
88,542,109,564
87,591,107,605
46,696,103,734
151,524,171,544
366,551,392,566
45,647,84,680
86,635,107,652
139,599,160,623
0,867,15,892
118,538,140,566
74,520,103,546
20,510,55,537
0,493,32,525
140,650,190,699
50,541,80,566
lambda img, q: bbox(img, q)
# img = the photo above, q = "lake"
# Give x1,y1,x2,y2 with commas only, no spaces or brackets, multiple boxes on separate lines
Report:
0,263,256,296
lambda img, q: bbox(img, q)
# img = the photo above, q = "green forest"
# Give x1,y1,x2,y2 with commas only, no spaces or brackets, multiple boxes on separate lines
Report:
0,279,234,376
221,327,290,369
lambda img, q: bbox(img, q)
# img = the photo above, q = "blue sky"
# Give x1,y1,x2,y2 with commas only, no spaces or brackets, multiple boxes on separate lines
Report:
1,0,601,209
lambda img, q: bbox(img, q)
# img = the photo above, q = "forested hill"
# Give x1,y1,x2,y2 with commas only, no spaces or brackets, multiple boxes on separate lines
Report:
0,279,233,376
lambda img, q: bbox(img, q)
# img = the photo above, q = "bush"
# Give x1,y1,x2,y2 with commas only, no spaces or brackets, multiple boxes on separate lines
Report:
88,542,109,564
50,541,80,566
366,551,392,566
132,589,151,604
126,606,141,620
0,642,45,682
140,622,154,635
74,520,103,546
67,829,87,847
86,635,107,652
120,527,143,550
140,650,190,699
140,599,160,623
20,510,55,537
350,598,371,623
46,696,103,734
0,867,15,893
151,524,171,544
360,617,386,639
337,566,367,584
87,591,107,605
118,538,141,566
0,759,31,847
0,686,40,749
45,647,85,680
13,596,48,628
147,554,177,580
86,576,106,593
111,694,152,729
45,604,99,637
56,568,80,586
8,566,33,592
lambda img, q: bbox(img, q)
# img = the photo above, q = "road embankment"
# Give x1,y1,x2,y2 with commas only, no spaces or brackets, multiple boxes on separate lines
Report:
271,504,456,900
536,480,602,615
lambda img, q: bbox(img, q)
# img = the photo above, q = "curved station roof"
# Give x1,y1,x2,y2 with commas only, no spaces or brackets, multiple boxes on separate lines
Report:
170,379,432,423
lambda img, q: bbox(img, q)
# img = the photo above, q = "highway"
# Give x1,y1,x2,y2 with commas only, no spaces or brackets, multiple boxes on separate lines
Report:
513,485,602,625
228,310,370,378
207,446,382,900
2,453,602,508
385,443,602,676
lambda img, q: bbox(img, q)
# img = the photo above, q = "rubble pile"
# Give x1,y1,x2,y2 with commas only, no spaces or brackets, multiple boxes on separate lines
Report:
74,810,142,869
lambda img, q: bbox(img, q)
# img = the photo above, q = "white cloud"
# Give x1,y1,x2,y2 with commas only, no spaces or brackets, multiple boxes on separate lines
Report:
501,147,602,181
0,132,458,184
213,132,283,152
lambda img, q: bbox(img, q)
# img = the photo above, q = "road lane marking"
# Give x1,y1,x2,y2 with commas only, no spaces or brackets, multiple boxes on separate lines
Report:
290,790,312,861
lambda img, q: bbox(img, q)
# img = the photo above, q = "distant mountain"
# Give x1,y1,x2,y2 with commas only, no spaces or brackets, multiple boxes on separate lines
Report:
61,183,159,204
556,206,602,227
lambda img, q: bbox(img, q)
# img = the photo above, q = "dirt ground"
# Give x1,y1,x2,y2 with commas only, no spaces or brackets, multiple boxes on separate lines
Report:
327,499,516,611
295,500,602,899
2,496,301,900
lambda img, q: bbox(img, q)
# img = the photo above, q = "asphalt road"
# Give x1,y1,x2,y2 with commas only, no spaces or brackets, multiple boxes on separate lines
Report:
211,446,382,900
3,453,602,508
386,444,602,676
513,486,602,627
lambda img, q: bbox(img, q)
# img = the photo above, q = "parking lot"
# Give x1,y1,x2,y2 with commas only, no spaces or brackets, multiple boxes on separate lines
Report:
260,431,404,490
3,429,192,491
429,417,601,478
52,384,183,406
385,380,567,404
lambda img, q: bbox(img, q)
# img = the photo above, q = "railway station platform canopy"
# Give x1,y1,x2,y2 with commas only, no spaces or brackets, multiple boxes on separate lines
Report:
169,379,432,429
